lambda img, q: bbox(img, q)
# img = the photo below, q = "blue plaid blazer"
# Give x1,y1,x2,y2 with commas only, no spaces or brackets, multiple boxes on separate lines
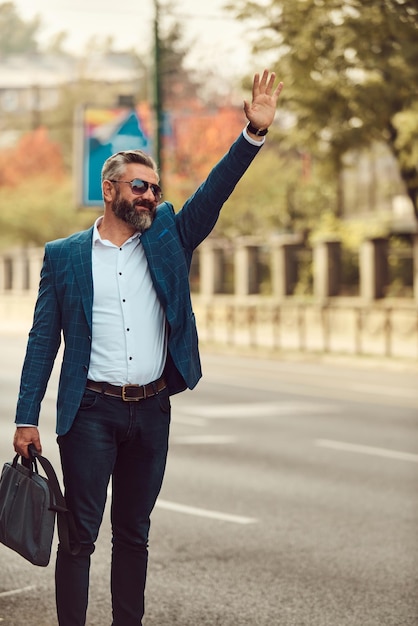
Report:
15,133,262,435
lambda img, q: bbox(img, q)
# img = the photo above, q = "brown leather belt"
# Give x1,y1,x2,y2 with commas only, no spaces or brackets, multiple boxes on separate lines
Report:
85,375,167,401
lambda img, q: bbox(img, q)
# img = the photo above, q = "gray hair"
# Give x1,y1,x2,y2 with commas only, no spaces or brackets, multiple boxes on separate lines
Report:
101,150,159,183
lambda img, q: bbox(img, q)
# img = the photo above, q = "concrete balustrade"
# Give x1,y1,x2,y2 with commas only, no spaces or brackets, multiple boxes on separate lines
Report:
0,237,416,303
270,235,303,298
359,237,388,300
1,239,416,359
413,235,418,304
234,237,260,296
199,240,226,296
0,248,44,294
313,240,341,299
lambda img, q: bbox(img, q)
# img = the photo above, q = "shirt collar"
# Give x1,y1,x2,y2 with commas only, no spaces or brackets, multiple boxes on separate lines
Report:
93,216,140,247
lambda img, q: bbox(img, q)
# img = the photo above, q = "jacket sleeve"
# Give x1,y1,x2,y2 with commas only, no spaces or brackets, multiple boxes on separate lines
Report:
174,132,262,252
15,245,62,426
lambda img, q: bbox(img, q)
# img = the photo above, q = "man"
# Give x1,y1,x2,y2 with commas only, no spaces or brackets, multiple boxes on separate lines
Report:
13,69,283,626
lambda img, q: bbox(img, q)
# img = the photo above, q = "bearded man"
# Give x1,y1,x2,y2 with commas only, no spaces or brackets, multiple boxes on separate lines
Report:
13,70,283,626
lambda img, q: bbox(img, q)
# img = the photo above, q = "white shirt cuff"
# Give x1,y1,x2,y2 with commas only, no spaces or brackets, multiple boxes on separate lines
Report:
242,125,266,146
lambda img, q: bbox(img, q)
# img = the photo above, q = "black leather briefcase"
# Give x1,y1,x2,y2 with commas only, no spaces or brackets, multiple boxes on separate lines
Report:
0,445,80,567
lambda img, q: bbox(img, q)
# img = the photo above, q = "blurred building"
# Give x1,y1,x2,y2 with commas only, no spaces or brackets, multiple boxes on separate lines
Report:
341,144,416,236
0,52,141,145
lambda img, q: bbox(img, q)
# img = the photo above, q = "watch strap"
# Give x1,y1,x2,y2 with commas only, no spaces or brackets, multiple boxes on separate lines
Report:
246,122,268,136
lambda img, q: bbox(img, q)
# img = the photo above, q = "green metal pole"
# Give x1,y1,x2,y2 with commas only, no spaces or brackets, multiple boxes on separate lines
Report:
153,0,163,177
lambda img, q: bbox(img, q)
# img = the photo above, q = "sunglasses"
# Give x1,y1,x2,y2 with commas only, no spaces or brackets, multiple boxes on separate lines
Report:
109,178,162,202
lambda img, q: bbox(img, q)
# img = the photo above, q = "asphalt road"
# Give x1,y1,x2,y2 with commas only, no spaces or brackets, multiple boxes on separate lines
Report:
0,333,417,626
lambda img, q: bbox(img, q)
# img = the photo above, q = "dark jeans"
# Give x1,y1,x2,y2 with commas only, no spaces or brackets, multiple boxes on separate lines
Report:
55,386,171,626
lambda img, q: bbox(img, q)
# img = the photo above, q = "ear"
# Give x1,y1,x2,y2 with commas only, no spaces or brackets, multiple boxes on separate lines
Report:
102,180,114,202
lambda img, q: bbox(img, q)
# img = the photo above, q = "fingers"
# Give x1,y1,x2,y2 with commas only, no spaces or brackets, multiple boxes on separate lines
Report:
253,70,283,97
13,427,42,458
274,81,284,98
252,73,260,99
265,70,276,94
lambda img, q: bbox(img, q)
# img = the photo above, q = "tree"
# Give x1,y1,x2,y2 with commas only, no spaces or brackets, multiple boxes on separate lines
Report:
0,176,96,248
159,17,202,109
0,2,40,57
0,127,95,247
232,0,418,217
0,127,64,185
167,105,245,184
213,146,336,238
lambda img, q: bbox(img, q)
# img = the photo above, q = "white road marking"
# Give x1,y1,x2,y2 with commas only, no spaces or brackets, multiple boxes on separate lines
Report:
171,435,236,445
0,585,37,598
156,499,257,525
105,490,256,524
180,402,339,419
315,439,418,463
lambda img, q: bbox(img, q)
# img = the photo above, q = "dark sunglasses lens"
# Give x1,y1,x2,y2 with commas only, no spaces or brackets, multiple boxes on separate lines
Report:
131,179,161,200
152,185,162,200
130,179,148,195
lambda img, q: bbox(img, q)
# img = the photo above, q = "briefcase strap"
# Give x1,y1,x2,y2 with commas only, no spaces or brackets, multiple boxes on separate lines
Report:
28,445,81,557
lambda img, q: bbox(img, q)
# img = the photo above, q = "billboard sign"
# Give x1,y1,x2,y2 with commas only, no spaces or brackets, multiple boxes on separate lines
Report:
75,105,152,209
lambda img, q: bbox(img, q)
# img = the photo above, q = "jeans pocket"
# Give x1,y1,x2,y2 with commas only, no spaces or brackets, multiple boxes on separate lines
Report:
79,389,99,411
156,389,171,414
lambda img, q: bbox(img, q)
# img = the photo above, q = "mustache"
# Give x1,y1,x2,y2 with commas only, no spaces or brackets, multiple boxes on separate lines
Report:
133,199,155,211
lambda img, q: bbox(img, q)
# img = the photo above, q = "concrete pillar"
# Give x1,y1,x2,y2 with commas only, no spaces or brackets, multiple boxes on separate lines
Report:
0,255,6,292
10,249,28,292
27,247,44,292
360,237,388,300
234,240,259,296
313,240,341,299
199,241,224,296
413,235,418,305
270,235,302,297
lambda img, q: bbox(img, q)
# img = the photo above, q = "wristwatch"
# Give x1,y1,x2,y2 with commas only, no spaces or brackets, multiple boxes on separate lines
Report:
246,122,268,136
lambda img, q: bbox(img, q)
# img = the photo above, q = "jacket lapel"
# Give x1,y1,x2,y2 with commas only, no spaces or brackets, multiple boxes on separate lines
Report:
71,227,94,332
141,206,173,309
141,204,192,326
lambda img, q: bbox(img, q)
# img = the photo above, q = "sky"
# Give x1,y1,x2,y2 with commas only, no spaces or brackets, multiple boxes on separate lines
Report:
10,0,262,82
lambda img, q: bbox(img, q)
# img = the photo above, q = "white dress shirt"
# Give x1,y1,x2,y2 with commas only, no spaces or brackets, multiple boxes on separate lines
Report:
87,217,167,385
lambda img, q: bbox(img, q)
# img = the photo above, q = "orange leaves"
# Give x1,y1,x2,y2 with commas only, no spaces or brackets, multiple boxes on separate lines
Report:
167,104,245,183
0,127,65,187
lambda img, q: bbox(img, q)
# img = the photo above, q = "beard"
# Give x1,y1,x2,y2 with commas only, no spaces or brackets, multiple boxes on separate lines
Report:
111,195,156,233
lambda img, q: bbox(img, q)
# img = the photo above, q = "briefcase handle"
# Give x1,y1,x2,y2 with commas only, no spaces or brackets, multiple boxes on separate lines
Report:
27,445,81,557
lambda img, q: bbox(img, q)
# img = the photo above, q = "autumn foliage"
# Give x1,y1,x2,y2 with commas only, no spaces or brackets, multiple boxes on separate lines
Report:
164,102,246,190
0,127,65,186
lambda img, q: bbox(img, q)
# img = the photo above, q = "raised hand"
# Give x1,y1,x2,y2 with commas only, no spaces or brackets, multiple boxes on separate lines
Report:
243,69,284,132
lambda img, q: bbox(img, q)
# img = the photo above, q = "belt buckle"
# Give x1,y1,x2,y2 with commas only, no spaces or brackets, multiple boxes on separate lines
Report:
121,384,142,401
